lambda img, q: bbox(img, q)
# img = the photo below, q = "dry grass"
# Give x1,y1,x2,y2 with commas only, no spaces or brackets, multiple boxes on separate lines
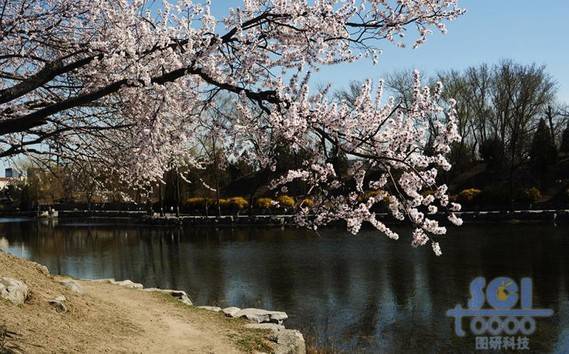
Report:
305,334,343,354
0,323,23,354
0,251,274,353
156,293,274,353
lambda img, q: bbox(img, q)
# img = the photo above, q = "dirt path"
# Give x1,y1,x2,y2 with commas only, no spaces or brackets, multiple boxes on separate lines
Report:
0,251,270,353
78,281,243,354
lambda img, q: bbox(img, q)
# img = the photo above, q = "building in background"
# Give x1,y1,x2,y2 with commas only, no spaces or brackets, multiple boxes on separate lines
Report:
0,167,24,190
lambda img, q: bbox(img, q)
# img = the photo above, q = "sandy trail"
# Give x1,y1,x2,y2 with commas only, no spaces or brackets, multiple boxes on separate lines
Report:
78,281,242,354
0,251,269,353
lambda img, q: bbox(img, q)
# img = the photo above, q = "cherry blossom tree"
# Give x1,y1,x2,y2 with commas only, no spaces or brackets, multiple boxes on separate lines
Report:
0,0,466,254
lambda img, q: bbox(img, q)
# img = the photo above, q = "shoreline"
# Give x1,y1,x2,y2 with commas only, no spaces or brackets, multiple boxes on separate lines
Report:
0,250,306,353
1,208,565,227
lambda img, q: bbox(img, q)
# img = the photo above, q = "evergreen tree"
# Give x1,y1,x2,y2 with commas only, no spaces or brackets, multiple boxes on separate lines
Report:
560,124,569,154
530,119,557,186
480,137,505,172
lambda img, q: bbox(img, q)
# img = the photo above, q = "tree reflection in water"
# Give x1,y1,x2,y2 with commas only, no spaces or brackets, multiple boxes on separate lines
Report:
1,219,568,353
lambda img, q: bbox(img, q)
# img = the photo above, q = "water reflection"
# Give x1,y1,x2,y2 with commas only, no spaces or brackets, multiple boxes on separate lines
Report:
1,219,568,353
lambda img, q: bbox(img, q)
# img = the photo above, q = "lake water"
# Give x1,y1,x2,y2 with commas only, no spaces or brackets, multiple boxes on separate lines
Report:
1,218,568,353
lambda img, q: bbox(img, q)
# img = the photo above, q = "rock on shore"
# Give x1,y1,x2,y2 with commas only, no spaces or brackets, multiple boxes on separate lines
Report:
0,277,29,304
246,323,306,354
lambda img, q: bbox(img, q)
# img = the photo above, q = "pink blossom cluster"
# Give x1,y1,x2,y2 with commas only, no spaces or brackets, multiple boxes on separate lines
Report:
1,0,465,253
263,71,463,254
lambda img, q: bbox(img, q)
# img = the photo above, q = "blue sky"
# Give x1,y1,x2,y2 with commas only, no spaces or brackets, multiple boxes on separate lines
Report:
312,0,569,101
211,0,569,101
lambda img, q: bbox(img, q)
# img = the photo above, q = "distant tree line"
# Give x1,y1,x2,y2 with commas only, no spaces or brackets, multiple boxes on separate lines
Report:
2,60,569,213
382,61,569,208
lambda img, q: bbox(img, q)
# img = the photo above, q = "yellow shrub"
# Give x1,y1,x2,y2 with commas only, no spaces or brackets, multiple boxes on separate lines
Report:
458,188,481,203
298,198,314,208
276,195,295,208
357,191,388,204
526,187,542,203
256,197,274,209
228,196,249,210
358,191,379,202
217,198,230,208
186,197,207,208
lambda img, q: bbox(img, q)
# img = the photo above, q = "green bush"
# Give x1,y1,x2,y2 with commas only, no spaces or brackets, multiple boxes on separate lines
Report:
510,187,542,206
